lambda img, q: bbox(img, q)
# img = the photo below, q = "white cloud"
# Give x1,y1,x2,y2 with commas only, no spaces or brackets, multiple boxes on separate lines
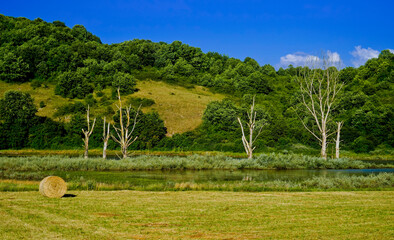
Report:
279,52,317,67
389,49,394,54
350,46,379,67
327,50,341,63
279,50,341,68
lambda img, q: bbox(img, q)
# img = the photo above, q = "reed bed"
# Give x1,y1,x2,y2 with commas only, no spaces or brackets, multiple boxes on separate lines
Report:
0,154,390,172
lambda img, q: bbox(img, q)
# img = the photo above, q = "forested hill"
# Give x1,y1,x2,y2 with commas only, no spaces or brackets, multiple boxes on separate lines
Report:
0,14,393,154
0,14,274,96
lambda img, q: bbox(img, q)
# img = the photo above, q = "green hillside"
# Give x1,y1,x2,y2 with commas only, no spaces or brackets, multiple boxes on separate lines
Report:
0,14,393,154
0,80,225,136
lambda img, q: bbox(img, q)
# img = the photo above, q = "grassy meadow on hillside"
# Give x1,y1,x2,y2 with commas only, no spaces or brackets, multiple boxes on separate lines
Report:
0,81,69,119
0,80,224,134
0,191,392,239
132,80,225,135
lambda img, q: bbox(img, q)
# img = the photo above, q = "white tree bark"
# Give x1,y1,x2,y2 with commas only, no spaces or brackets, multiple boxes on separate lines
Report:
334,121,343,159
102,116,110,159
296,57,343,159
111,88,140,159
82,105,96,159
237,96,265,159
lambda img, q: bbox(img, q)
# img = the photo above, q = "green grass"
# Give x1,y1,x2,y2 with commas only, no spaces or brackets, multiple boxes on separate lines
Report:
132,80,225,135
0,191,392,239
0,81,73,119
340,150,394,161
2,148,393,161
0,149,248,158
0,79,225,135
0,154,391,172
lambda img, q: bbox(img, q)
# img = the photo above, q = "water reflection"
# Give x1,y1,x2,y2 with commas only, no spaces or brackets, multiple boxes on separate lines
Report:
139,168,394,182
56,168,394,185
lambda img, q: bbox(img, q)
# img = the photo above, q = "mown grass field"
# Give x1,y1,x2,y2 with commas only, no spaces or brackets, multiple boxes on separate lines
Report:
0,80,225,135
0,191,392,239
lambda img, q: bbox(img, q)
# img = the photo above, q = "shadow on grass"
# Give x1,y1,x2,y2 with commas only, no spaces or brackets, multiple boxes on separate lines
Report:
63,194,77,198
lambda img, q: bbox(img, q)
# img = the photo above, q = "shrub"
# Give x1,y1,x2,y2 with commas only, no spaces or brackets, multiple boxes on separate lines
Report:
84,94,97,107
30,79,42,89
96,91,104,97
53,102,86,117
127,97,155,107
352,136,375,153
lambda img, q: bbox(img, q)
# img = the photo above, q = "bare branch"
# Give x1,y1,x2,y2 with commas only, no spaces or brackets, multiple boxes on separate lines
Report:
296,55,344,159
111,88,140,158
237,96,266,159
238,117,250,155
102,117,111,159
81,105,96,159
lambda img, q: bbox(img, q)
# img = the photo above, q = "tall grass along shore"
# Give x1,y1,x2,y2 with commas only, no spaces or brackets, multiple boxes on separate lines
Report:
0,154,392,192
0,154,392,172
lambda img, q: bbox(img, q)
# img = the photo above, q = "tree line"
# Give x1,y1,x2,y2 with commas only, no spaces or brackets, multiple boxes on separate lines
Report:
0,15,393,155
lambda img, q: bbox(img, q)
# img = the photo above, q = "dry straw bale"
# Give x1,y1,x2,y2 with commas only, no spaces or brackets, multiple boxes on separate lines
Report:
39,176,67,198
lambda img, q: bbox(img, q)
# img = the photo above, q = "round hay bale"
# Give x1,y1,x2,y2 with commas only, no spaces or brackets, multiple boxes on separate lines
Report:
39,176,67,198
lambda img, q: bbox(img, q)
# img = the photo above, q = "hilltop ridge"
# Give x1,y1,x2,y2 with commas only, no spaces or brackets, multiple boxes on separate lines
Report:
0,14,393,154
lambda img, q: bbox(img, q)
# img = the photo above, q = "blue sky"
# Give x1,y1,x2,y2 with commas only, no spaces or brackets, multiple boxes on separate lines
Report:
1,0,393,68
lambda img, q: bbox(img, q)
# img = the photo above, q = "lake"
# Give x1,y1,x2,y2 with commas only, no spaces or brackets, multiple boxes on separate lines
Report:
46,168,394,186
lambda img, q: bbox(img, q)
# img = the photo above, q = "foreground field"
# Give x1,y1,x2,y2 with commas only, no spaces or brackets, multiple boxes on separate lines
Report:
0,191,392,239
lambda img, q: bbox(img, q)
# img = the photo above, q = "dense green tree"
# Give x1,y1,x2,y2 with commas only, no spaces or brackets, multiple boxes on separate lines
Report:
0,90,37,123
47,45,73,72
111,72,137,95
0,52,30,82
244,57,260,70
173,58,196,77
0,91,37,149
131,111,167,149
28,117,66,149
55,69,94,98
202,99,239,132
71,25,101,43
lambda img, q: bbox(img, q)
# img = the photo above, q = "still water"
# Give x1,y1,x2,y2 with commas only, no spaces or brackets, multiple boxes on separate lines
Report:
53,168,394,185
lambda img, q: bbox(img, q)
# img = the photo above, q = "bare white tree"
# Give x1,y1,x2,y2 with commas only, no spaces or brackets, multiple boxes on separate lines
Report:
111,88,140,159
237,96,266,159
334,121,344,159
102,116,111,159
82,105,96,159
296,57,343,159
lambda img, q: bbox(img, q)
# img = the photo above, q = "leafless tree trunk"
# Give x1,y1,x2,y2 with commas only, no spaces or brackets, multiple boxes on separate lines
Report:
102,117,110,159
334,121,343,159
237,96,265,159
82,105,96,159
296,57,343,159
111,88,140,159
